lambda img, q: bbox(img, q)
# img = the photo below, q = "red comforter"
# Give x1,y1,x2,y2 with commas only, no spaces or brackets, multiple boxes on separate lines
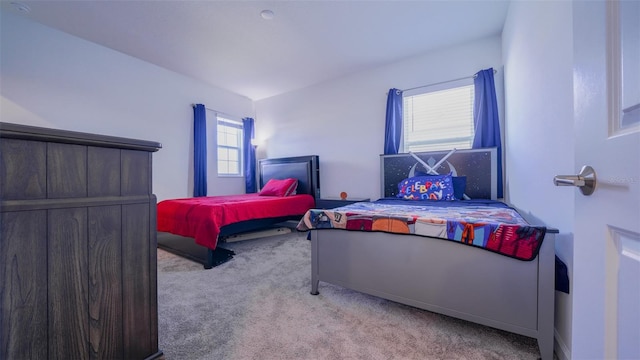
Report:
157,194,315,250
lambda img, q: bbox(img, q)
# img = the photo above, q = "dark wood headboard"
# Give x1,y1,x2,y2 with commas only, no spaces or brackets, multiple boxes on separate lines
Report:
258,155,320,201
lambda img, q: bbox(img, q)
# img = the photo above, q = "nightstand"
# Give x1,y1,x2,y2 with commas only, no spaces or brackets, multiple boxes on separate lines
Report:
315,197,370,209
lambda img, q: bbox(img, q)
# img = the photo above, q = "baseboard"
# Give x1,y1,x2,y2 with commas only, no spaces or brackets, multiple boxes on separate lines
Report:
223,227,291,243
554,327,571,360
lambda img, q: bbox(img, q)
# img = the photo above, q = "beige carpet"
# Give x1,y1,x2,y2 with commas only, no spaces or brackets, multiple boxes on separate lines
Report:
157,231,544,359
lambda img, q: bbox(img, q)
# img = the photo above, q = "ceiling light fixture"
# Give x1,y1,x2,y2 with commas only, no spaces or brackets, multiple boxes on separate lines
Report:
10,1,31,13
260,10,274,20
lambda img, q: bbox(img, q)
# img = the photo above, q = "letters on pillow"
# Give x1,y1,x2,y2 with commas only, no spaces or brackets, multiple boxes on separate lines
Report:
414,171,467,200
259,178,298,197
397,173,455,201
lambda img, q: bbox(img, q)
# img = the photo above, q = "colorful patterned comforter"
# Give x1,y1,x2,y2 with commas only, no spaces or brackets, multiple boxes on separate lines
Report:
296,199,546,261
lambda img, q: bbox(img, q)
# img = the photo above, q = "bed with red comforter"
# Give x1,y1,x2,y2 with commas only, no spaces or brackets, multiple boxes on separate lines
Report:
158,193,315,250
157,155,320,268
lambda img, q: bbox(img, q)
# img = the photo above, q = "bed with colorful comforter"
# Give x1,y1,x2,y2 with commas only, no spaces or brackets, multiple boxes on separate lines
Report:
297,198,546,261
300,148,558,360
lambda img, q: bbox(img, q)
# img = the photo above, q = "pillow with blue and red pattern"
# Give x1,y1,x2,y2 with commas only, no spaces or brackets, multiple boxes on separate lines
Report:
397,172,455,201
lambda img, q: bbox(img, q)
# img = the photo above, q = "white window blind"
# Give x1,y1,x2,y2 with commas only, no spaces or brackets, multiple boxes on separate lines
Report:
403,83,475,152
217,116,243,176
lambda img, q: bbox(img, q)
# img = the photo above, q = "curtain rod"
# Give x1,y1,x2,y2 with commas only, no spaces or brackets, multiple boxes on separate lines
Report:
191,103,240,121
400,69,497,93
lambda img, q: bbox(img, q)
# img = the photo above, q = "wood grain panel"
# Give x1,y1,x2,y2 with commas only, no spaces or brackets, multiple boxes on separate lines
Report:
48,208,89,359
2,123,160,359
88,206,123,359
148,196,159,353
88,147,121,197
0,211,48,360
121,150,150,196
47,143,87,199
0,138,46,200
122,203,152,358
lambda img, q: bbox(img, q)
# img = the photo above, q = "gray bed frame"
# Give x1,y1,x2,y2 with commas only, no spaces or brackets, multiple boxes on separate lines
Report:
308,149,557,360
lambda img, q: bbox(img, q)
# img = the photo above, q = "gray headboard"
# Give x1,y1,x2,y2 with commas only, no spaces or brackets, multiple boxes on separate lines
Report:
258,155,320,201
380,148,497,200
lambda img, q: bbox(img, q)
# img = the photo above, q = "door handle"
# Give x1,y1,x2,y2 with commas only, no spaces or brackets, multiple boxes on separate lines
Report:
554,165,597,195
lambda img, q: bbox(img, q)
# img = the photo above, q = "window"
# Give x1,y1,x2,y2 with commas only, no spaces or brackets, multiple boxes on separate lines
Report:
217,116,243,176
402,80,475,152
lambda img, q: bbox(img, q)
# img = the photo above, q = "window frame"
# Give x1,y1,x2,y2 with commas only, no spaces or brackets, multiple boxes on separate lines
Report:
401,77,475,153
216,115,244,177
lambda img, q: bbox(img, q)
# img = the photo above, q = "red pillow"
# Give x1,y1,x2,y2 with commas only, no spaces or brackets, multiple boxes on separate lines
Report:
259,178,298,197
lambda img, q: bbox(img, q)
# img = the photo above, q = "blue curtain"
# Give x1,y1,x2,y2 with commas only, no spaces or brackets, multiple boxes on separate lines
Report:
193,104,207,197
243,117,257,193
384,88,403,155
472,68,503,198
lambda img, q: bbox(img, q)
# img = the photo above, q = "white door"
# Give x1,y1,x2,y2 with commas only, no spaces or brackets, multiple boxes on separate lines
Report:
570,1,640,359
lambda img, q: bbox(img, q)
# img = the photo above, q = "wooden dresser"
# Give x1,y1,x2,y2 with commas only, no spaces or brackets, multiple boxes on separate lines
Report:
0,122,162,359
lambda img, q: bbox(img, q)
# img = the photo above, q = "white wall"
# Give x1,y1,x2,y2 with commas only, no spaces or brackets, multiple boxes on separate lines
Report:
0,11,253,201
502,2,574,359
2,5,582,358
255,36,504,201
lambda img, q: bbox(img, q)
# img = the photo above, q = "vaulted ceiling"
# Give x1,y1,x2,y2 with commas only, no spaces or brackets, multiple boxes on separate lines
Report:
1,0,510,100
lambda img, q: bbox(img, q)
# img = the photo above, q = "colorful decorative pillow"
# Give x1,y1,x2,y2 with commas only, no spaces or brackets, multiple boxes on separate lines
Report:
259,178,298,197
415,171,467,200
396,173,455,201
